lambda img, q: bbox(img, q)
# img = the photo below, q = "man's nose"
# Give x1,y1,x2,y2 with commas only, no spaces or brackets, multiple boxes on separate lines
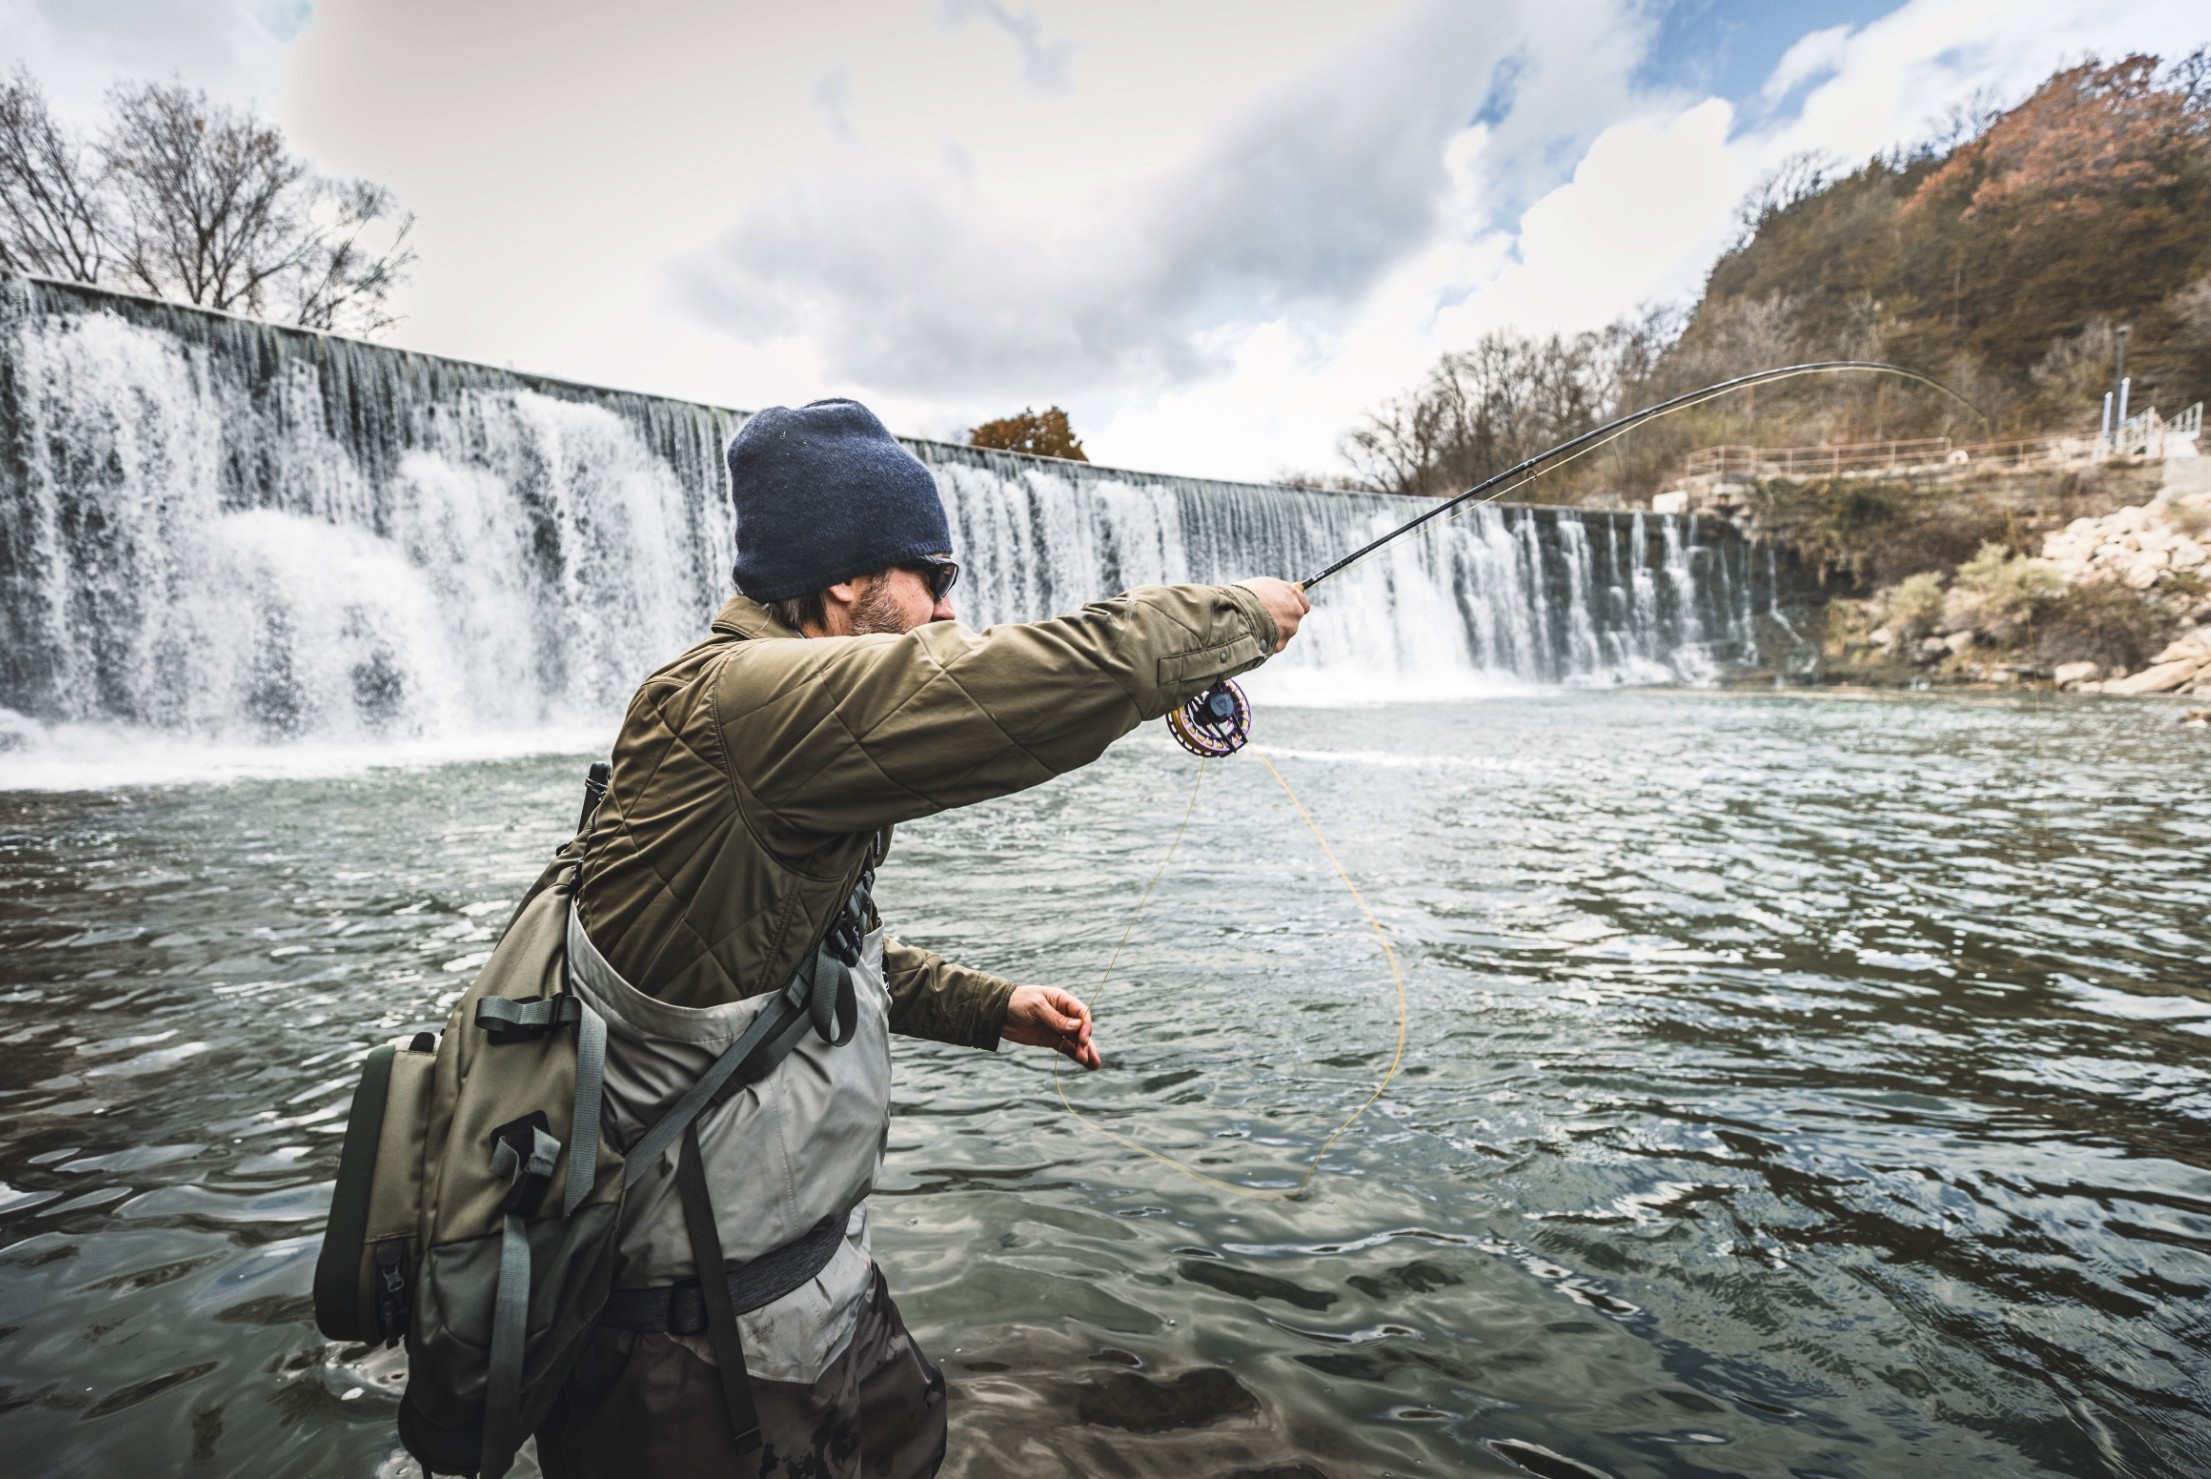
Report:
931,596,956,623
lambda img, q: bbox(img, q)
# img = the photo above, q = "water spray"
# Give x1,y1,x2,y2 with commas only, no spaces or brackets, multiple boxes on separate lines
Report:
1164,360,1985,758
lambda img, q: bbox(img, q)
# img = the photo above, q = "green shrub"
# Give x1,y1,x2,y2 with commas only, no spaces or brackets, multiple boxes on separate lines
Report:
1878,571,1948,639
1946,542,2065,641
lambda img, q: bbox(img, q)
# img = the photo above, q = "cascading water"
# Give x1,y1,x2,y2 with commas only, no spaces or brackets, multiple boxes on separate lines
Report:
0,275,1773,767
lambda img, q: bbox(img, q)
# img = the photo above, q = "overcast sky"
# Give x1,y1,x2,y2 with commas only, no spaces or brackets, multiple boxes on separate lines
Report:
3,0,2202,480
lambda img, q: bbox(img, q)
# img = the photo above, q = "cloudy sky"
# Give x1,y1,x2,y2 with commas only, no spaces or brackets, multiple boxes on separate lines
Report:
3,0,2202,479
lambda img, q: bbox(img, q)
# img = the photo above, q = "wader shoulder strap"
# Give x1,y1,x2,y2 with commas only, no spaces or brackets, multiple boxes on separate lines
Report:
611,866,874,1187
677,1121,759,1451
618,981,807,1185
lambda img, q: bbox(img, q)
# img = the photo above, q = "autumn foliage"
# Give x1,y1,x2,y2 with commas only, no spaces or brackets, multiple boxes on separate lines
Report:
967,406,1089,461
1700,49,2211,436
1342,49,2211,499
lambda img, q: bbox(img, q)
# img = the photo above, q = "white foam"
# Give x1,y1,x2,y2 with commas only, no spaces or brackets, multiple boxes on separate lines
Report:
0,712,610,791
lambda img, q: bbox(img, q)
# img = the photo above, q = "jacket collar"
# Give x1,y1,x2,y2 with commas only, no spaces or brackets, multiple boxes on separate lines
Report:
710,593,803,641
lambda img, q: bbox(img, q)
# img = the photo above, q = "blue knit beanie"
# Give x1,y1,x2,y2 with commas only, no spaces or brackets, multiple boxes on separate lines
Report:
725,399,953,602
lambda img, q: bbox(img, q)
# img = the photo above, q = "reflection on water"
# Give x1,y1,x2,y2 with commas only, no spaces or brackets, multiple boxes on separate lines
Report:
1,691,2207,1478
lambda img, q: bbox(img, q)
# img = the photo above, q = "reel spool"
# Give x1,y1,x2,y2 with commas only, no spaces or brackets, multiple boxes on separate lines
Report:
1167,679,1251,758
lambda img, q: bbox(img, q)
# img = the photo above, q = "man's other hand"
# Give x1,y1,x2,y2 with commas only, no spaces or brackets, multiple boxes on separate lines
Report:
1003,986,1102,1070
1234,578,1310,652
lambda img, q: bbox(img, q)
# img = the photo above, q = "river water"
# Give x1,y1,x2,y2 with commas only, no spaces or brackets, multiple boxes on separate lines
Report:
1,690,2207,1479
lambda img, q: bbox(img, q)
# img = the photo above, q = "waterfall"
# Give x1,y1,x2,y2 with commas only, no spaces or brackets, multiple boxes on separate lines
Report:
0,275,1759,763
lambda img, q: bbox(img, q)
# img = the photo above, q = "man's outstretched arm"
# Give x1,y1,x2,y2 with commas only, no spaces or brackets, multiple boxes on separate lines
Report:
721,581,1302,839
882,937,1101,1069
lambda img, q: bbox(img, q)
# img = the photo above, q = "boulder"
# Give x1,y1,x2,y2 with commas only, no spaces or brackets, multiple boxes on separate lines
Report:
2053,661,2102,688
2151,629,2211,665
2104,659,2206,696
1943,630,1978,655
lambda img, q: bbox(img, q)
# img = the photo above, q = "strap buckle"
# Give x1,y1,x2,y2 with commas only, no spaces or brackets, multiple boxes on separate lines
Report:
489,1111,561,1217
476,994,582,1043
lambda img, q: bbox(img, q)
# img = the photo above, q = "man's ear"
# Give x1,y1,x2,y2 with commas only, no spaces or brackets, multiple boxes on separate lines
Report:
823,578,862,606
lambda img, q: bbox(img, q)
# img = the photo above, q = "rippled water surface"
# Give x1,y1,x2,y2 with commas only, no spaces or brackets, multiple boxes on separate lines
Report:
3,691,2208,1478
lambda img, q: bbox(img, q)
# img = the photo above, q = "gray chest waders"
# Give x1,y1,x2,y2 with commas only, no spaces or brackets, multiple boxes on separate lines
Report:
585,858,874,1453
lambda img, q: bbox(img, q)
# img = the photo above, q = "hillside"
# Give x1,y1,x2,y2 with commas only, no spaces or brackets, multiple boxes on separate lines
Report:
1338,49,2211,499
1699,52,2211,438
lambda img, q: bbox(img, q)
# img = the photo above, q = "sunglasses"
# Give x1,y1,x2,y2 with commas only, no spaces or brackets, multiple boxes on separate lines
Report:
900,557,960,601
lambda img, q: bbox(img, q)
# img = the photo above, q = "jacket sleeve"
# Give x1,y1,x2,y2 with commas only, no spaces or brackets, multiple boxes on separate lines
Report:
715,582,1276,838
881,937,1016,1049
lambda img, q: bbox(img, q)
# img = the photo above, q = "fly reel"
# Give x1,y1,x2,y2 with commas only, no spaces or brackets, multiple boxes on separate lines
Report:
1167,679,1251,758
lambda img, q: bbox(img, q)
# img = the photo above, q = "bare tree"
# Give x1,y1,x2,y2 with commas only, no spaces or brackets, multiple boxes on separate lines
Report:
0,74,414,335
1341,383,1452,496
0,69,109,283
2160,43,2210,119
1341,329,1625,498
102,81,310,314
288,177,415,334
1915,85,2011,160
1727,150,1837,252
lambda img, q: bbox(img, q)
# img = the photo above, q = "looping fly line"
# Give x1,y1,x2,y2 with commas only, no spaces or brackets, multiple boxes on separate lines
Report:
1053,750,1408,1201
1058,361,1980,1198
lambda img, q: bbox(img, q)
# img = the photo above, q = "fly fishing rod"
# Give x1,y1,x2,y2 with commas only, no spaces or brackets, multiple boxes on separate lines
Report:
1165,359,1986,757
1304,359,1985,589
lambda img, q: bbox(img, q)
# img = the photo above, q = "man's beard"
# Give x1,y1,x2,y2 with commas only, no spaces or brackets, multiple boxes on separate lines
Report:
849,578,911,637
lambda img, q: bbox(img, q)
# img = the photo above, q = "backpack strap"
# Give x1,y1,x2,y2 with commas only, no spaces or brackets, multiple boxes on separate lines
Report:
565,1000,606,1218
482,1115,561,1479
676,1120,760,1451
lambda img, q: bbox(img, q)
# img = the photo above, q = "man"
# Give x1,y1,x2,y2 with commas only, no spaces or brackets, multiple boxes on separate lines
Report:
537,398,1308,1478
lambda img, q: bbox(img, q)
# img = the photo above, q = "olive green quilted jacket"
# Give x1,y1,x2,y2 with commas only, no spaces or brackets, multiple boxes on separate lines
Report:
575,583,1276,1045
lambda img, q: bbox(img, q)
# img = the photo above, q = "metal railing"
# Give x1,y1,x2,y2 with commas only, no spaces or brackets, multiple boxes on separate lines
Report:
1681,434,2089,482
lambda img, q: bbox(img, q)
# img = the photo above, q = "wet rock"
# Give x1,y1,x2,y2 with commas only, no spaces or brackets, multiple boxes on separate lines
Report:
2182,707,2210,728
2151,628,2211,665
2053,660,2102,688
1069,1367,1258,1432
2105,658,2205,695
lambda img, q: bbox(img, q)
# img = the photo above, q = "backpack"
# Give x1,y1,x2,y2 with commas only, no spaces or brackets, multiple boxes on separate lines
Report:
313,762,875,1478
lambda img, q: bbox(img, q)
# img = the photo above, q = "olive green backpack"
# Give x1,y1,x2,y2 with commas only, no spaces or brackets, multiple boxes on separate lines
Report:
313,763,873,1478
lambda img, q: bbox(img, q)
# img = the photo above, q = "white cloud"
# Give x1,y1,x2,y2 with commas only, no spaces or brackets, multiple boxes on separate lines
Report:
941,0,1078,93
0,0,290,120
1434,98,1743,345
1761,25,1853,107
6,0,2201,483
1080,0,2205,478
681,2,1539,401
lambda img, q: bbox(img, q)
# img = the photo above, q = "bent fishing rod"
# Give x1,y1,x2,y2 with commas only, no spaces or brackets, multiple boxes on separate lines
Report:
1163,359,1985,758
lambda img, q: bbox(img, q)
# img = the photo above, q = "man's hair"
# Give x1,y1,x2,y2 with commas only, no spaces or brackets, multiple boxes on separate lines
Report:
763,589,827,632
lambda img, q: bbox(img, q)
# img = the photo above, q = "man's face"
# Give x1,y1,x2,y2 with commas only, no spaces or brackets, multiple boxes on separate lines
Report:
848,557,956,636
